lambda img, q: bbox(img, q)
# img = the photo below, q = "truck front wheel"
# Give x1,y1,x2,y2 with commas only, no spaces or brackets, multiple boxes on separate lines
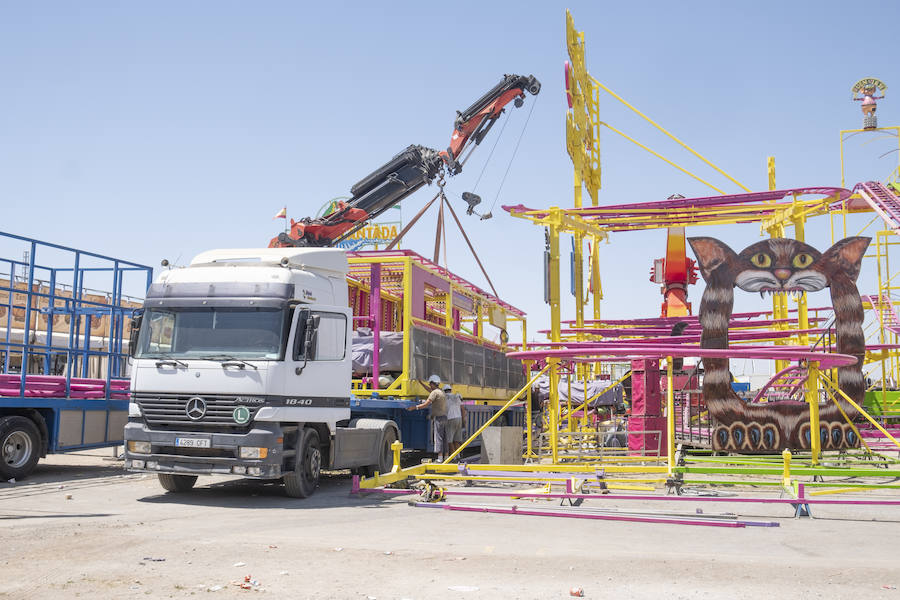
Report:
284,428,320,498
0,415,41,480
158,473,198,493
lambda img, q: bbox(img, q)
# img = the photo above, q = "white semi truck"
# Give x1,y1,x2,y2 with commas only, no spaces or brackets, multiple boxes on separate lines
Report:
124,248,400,498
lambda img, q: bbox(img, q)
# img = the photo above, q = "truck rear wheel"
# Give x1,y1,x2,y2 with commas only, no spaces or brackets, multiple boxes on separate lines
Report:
284,428,320,498
0,415,41,480
158,473,198,492
366,428,397,477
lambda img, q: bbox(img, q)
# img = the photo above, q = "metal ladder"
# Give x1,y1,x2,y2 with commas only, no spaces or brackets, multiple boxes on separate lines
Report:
863,294,900,335
857,181,900,230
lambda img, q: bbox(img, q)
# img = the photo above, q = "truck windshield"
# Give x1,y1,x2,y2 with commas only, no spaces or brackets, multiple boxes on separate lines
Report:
135,307,287,360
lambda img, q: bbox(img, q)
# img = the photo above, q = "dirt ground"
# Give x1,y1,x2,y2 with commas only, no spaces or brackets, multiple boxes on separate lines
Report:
1,450,899,600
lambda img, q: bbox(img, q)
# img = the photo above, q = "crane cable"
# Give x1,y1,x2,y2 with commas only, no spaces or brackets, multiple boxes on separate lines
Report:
468,108,513,194
487,92,539,215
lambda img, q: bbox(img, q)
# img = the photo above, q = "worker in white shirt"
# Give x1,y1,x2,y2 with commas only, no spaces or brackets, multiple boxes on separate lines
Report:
442,384,466,456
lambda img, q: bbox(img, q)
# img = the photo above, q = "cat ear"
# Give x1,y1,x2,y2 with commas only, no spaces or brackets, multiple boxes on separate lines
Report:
688,237,739,281
819,237,871,282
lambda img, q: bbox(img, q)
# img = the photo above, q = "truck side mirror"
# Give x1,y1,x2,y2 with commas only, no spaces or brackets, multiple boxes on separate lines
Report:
128,314,143,357
295,313,320,375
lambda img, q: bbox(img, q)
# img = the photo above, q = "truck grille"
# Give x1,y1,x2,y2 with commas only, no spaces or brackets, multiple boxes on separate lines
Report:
134,393,261,432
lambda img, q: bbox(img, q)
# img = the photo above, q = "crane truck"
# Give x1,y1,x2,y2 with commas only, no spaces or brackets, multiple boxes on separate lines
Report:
123,74,538,498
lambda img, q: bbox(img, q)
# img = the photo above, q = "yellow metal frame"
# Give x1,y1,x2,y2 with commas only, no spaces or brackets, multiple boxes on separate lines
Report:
347,253,527,402
839,126,900,188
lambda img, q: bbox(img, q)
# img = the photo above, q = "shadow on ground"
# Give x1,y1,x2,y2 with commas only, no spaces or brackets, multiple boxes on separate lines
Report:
137,471,416,510
1,457,126,488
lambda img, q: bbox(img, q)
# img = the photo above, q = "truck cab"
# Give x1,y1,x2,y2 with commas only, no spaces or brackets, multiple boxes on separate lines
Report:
124,248,398,498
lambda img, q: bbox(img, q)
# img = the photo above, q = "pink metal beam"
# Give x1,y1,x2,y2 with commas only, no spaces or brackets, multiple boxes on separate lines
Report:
414,501,755,528
507,344,858,369
503,187,851,222
542,329,825,344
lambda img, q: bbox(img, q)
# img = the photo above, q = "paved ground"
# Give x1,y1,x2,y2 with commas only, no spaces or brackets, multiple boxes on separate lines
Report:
1,450,899,599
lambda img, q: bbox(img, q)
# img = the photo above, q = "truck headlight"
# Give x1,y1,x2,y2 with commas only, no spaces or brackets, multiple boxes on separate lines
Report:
128,441,151,454
239,447,268,459
128,402,142,417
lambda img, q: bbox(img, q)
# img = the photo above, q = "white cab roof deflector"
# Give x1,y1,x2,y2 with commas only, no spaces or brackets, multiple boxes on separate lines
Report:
190,248,348,277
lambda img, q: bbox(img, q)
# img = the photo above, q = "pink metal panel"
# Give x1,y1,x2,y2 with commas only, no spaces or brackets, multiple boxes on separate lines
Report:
630,359,661,417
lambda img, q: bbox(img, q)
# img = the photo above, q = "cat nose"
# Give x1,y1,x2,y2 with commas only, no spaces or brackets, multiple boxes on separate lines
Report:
774,268,791,280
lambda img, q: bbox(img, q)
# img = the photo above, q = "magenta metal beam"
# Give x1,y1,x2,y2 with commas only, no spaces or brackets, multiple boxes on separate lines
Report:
574,306,833,326
507,344,858,369
413,501,754,528
503,187,851,221
370,262,382,388
557,319,828,336
542,329,826,344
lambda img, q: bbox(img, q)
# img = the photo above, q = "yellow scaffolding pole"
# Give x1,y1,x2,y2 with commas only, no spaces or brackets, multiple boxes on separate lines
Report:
443,364,551,464
591,76,751,192
599,121,726,194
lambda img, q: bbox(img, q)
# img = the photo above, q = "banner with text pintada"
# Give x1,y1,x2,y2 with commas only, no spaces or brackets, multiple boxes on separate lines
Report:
335,221,402,250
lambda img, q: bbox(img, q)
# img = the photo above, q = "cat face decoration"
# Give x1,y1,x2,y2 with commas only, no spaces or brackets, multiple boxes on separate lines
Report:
687,236,870,452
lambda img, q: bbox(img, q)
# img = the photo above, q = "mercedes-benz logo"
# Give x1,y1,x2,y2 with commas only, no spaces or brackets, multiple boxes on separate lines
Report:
185,397,207,420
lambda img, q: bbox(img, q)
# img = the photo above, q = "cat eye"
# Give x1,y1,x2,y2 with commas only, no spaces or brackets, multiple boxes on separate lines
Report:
792,253,813,268
750,253,772,268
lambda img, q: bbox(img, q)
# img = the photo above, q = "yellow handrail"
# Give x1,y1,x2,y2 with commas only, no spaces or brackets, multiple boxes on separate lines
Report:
442,363,551,464
817,372,900,450
566,370,632,418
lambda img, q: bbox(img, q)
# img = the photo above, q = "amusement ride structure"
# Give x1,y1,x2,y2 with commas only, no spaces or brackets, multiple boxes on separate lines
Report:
352,10,900,521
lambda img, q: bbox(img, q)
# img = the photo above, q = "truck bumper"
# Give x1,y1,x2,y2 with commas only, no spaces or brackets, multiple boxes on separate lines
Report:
123,420,284,479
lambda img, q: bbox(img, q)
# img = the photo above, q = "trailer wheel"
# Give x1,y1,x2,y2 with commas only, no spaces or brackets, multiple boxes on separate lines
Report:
0,416,41,480
284,428,320,498
366,428,397,477
157,473,198,493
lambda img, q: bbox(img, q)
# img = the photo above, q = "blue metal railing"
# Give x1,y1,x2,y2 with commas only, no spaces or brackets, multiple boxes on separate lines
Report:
0,231,154,402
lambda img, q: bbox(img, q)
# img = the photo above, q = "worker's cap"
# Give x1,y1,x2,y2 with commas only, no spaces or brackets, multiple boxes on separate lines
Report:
427,374,441,384
442,384,452,392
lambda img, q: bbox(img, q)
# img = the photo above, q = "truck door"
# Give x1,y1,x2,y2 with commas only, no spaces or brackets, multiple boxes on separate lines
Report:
285,305,352,405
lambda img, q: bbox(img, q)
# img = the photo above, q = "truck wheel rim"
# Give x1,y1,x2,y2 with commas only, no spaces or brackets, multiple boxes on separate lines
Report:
2,432,32,469
306,448,321,482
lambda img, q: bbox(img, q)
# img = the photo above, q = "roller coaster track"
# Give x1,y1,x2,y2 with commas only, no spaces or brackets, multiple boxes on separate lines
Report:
856,181,900,231
863,294,900,336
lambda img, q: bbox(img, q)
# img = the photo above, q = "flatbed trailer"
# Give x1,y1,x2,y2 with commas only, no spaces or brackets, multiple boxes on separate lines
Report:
0,231,152,479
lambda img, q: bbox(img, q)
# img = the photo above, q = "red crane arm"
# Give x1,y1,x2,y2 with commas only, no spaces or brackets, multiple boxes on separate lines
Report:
269,74,540,248
440,74,541,175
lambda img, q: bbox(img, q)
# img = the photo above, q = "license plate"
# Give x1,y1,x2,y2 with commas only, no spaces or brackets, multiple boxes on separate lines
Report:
175,437,211,448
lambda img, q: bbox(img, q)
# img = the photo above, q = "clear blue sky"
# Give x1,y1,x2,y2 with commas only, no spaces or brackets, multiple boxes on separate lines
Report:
2,1,899,343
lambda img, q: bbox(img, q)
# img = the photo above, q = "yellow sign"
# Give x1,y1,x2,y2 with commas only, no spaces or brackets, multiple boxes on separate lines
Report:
851,77,887,98
488,306,506,330
336,222,400,250
344,223,399,241
565,9,601,202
